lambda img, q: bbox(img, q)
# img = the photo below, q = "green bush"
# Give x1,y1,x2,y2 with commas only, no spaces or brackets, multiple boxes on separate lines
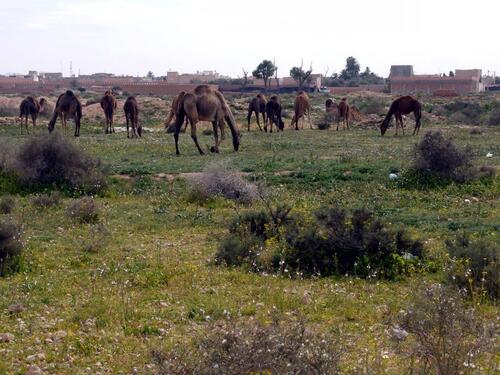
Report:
215,205,424,280
66,197,100,224
0,221,23,276
446,233,499,300
30,192,61,208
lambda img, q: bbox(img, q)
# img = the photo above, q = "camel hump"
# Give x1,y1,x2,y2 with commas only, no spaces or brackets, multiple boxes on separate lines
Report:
194,85,212,95
65,90,75,96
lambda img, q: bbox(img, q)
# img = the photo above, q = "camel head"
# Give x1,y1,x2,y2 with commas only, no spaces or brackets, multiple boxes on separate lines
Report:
380,119,389,136
39,98,47,110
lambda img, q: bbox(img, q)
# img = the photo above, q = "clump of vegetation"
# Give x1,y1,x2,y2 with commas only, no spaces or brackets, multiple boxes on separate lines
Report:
216,204,424,280
398,284,496,374
317,112,335,130
488,107,500,126
0,221,23,276
399,131,491,187
352,96,386,115
13,133,107,195
443,100,482,125
66,197,100,223
151,319,344,375
30,192,61,208
82,223,109,253
0,196,15,214
187,162,258,204
446,233,499,300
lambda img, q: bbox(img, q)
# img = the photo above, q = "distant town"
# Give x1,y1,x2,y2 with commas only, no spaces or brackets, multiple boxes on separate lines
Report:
0,65,498,97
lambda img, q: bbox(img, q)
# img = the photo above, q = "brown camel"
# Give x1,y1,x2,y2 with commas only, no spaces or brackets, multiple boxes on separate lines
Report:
291,91,312,130
172,85,240,155
380,96,422,136
164,93,189,132
100,90,117,134
265,95,284,133
19,96,46,134
123,96,141,138
337,98,350,131
247,94,267,132
48,90,82,137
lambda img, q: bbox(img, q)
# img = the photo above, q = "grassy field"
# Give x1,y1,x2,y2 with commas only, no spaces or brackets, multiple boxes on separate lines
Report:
0,93,499,374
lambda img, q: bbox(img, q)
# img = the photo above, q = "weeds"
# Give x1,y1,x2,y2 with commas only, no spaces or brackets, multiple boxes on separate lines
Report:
66,197,100,224
0,196,15,214
0,221,23,276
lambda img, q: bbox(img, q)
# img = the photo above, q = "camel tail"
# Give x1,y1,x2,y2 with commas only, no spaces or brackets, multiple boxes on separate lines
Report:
48,111,58,132
76,102,82,120
215,91,240,151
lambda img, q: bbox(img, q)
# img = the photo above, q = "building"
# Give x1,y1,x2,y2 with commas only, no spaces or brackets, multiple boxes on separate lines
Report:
165,70,229,84
389,65,485,95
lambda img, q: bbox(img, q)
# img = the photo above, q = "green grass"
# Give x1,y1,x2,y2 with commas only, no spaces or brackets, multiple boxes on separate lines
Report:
0,96,499,373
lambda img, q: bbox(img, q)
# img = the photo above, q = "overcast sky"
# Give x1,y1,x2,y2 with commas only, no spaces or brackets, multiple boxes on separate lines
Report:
1,0,498,78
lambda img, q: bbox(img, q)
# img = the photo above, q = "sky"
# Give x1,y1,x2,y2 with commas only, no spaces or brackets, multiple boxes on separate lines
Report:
1,0,499,78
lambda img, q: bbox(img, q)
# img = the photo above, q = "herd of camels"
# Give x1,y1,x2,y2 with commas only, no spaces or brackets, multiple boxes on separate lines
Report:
18,86,422,155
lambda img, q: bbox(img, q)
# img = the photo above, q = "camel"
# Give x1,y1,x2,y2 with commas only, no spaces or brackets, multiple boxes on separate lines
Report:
48,90,82,137
265,95,284,133
123,96,142,138
247,94,267,132
164,93,189,132
100,91,117,134
380,96,422,136
291,91,312,130
172,85,240,155
337,98,350,131
19,96,46,134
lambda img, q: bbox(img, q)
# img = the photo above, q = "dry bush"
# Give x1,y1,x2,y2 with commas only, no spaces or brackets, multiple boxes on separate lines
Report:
0,140,16,172
0,221,23,276
0,104,18,117
14,133,106,194
398,284,497,375
488,107,500,126
82,223,109,253
30,192,61,208
187,161,258,204
0,196,15,214
151,319,344,375
66,197,100,223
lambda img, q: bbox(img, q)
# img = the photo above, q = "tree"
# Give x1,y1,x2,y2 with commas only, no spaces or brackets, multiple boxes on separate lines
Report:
252,60,276,92
290,60,313,90
241,68,249,92
146,71,155,80
340,56,360,80
449,70,455,77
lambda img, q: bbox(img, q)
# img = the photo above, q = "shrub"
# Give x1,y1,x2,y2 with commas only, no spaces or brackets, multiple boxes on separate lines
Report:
66,197,100,223
30,192,61,208
14,133,107,194
216,204,424,280
82,223,109,253
446,233,499,300
187,162,258,204
488,107,500,125
0,196,15,214
400,131,479,186
0,221,23,276
398,284,496,374
444,101,482,125
316,112,335,130
469,127,482,135
151,319,344,375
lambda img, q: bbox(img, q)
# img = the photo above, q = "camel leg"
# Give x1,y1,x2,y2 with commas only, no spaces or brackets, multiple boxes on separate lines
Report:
309,112,313,129
174,122,181,155
211,121,220,153
126,116,130,138
74,113,80,137
111,114,115,133
32,113,37,128
398,114,405,135
247,108,252,132
183,117,189,132
25,116,29,134
189,120,204,155
255,111,263,132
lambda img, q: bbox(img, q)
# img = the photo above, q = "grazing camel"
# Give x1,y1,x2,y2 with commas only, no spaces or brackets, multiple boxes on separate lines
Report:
337,98,350,131
291,91,312,130
164,93,189,132
247,94,267,132
380,96,422,136
123,96,141,138
265,95,284,133
19,96,46,134
325,98,337,113
100,91,117,134
48,90,82,137
172,85,240,155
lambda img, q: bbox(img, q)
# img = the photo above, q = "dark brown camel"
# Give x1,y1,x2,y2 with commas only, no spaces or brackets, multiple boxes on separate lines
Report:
291,91,312,130
247,94,267,132
100,90,117,134
172,85,240,155
48,90,82,137
337,98,350,131
19,96,46,134
380,96,422,136
123,96,141,138
265,95,284,133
